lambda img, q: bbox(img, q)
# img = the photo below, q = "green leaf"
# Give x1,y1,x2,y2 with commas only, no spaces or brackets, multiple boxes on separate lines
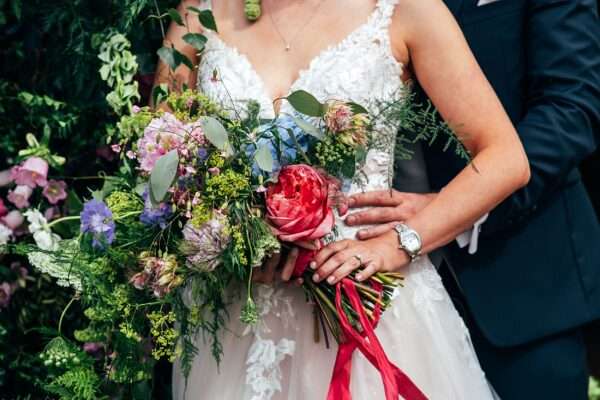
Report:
182,33,207,51
254,144,274,172
168,8,185,26
289,115,324,140
152,84,169,107
286,90,325,117
200,117,229,151
348,102,368,115
198,10,218,32
150,150,179,204
175,50,194,70
157,46,178,70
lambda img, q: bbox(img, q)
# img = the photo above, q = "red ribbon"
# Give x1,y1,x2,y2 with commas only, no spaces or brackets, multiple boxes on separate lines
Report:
327,279,428,400
293,250,427,400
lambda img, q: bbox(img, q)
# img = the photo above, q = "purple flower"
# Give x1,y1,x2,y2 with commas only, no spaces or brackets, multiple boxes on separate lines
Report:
0,282,12,308
11,157,48,188
83,342,104,354
140,189,172,229
80,199,115,249
42,180,68,205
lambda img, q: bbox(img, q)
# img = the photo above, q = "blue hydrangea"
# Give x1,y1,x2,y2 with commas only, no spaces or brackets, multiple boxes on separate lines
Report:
80,199,115,249
140,189,172,229
249,114,311,176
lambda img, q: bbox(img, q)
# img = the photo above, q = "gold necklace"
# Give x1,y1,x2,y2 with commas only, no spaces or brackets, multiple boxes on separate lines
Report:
267,0,325,52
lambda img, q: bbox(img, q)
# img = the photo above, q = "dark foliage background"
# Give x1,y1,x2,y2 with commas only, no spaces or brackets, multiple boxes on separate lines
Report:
0,0,177,398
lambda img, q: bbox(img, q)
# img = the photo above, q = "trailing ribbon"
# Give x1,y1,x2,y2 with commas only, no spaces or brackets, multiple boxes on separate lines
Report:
293,250,427,400
327,279,428,400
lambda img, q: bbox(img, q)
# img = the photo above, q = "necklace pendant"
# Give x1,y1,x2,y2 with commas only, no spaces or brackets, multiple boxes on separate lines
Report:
285,43,291,52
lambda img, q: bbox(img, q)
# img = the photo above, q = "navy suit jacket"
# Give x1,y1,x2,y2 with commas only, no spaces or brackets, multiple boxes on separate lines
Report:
424,0,600,347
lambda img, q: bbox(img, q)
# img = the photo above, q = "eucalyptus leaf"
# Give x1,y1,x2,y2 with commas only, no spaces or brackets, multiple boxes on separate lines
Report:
198,10,218,32
175,49,194,70
348,102,368,115
286,90,325,117
168,8,185,26
152,84,169,107
289,115,324,140
200,117,229,151
150,150,179,204
254,144,274,172
157,46,178,70
183,33,208,51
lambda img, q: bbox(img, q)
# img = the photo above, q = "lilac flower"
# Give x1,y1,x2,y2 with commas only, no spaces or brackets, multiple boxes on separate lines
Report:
181,215,230,272
140,189,172,229
80,199,115,249
0,282,12,308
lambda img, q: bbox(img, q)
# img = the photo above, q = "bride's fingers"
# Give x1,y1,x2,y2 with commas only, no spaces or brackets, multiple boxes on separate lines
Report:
327,255,363,285
312,240,350,267
356,261,380,282
356,222,398,240
313,248,354,282
253,252,280,283
280,247,299,282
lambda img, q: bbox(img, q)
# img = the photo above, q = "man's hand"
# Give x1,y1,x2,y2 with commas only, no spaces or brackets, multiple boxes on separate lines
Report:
344,190,437,239
252,247,302,284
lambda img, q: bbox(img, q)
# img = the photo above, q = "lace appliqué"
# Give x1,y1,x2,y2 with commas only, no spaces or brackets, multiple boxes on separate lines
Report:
243,285,297,400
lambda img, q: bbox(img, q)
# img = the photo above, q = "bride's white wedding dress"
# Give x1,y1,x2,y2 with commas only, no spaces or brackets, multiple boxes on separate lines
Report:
173,1,497,399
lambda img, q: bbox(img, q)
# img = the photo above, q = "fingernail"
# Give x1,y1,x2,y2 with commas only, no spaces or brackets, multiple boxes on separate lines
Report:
356,274,363,281
312,274,319,282
327,276,336,284
309,261,317,269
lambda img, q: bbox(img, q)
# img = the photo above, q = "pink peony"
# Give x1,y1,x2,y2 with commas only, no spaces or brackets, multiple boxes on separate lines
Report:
11,157,48,188
42,180,68,205
0,169,12,187
136,113,185,172
266,164,335,242
7,185,33,209
0,198,7,218
2,210,24,230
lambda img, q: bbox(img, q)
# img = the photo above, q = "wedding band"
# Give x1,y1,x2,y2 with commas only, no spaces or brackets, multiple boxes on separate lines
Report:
353,254,363,265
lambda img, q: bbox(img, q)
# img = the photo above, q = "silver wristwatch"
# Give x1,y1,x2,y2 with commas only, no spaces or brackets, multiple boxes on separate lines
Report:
394,223,422,262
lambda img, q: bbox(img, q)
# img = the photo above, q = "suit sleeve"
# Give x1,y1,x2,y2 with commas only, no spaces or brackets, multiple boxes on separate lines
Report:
481,0,600,235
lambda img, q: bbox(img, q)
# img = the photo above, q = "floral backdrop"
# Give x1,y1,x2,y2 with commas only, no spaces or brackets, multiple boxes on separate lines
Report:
0,1,598,399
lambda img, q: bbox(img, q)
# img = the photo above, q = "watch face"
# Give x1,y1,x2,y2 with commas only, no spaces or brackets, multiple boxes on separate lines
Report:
401,232,421,253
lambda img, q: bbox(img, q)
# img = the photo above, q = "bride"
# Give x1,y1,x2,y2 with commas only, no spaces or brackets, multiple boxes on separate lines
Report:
156,0,530,398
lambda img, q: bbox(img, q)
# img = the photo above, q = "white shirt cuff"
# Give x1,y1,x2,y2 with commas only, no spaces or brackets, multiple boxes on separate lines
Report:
456,213,489,254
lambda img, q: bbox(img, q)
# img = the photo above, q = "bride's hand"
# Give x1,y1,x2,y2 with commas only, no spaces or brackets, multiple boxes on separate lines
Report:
310,234,410,285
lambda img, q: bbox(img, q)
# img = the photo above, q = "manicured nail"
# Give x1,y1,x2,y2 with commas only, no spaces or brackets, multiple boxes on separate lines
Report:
356,274,364,281
327,276,336,284
312,274,319,282
309,261,317,269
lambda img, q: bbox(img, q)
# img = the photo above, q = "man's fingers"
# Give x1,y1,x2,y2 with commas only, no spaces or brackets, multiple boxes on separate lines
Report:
280,247,299,282
345,207,401,226
252,252,280,284
356,222,398,240
348,191,402,208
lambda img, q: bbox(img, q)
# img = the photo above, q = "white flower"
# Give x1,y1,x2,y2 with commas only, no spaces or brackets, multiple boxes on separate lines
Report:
0,224,12,246
24,209,61,251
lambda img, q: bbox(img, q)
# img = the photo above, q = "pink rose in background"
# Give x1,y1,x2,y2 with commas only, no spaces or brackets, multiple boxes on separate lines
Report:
0,199,7,218
7,185,33,209
11,157,48,188
2,210,24,230
0,170,12,187
43,180,68,204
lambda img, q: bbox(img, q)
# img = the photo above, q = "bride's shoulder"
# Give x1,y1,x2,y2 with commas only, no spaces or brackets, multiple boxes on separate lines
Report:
391,0,462,42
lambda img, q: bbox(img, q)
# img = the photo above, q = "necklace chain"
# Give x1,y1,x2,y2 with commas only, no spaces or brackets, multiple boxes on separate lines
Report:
267,1,325,52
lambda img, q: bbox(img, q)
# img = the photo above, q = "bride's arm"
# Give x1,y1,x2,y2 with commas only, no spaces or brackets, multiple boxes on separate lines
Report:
311,0,530,284
152,0,203,105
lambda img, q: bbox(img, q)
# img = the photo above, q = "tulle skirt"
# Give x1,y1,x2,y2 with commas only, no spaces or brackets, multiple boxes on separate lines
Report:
172,256,497,400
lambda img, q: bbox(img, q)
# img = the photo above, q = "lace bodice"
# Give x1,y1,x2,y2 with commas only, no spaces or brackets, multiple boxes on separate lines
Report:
197,0,406,228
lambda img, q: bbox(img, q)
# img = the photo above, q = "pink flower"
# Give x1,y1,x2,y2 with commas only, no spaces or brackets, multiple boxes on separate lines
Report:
132,105,141,114
7,185,33,209
111,144,122,153
136,113,185,172
208,167,220,175
42,180,68,205
324,101,353,133
266,165,335,242
11,157,48,188
0,199,7,218
126,150,136,160
2,210,24,230
0,170,12,187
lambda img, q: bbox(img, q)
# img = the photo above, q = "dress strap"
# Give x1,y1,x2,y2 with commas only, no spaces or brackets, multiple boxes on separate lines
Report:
373,0,401,30
198,0,212,10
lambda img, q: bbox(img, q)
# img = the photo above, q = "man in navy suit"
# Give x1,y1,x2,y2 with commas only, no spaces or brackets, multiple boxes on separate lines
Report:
346,1,600,398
